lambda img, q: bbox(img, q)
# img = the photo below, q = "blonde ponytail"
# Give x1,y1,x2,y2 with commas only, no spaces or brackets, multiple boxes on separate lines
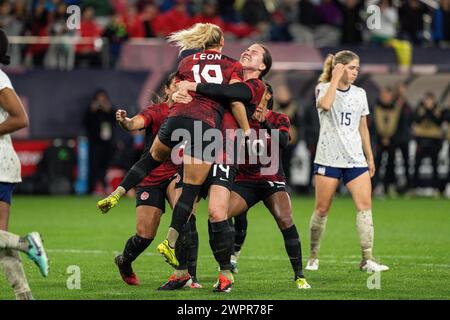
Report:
167,23,223,53
318,54,334,83
318,50,360,83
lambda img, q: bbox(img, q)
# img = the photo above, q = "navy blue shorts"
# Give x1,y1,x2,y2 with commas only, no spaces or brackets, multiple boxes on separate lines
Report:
313,164,368,185
0,183,15,205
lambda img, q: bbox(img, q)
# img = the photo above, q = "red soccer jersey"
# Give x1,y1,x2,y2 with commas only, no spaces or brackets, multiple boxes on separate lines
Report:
236,111,290,182
243,78,266,111
169,50,244,129
216,109,239,164
138,103,179,187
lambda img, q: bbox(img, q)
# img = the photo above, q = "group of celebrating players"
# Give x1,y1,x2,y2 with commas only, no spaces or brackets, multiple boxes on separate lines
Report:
96,22,389,294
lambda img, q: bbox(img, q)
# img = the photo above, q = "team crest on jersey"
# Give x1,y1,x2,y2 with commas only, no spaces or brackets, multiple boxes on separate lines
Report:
141,191,150,201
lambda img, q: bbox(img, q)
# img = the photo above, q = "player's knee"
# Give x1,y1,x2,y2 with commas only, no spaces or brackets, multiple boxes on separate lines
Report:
277,214,294,230
315,203,331,216
208,205,227,222
136,221,159,239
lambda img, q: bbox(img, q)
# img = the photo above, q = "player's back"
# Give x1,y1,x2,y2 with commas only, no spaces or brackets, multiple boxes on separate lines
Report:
170,49,243,129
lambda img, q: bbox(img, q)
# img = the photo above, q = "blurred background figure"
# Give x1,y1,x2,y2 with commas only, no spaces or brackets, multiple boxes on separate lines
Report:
374,86,398,197
75,6,102,68
274,84,301,189
432,0,450,47
393,82,413,194
302,99,320,194
412,92,443,196
83,89,116,195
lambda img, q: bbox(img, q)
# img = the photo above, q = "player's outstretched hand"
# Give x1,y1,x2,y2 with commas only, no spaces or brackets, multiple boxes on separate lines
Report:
116,109,127,123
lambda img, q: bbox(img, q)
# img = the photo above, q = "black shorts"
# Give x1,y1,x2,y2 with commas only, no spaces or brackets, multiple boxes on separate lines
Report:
175,164,237,200
135,174,177,212
158,116,217,162
232,180,288,209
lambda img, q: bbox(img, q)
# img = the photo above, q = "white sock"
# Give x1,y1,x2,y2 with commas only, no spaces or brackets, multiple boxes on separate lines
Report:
356,210,374,261
0,230,28,252
309,211,328,259
0,249,32,299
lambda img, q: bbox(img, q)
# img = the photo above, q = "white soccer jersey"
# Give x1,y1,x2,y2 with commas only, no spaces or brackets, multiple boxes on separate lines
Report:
314,82,370,168
0,69,21,183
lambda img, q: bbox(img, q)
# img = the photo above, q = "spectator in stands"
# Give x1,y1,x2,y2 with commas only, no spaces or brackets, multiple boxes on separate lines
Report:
75,6,102,68
190,0,225,30
48,2,75,70
399,0,428,45
393,82,413,193
124,4,142,38
412,92,444,194
241,0,271,39
290,0,317,43
313,0,342,46
217,0,238,22
374,86,398,197
432,0,450,47
337,0,364,45
25,2,50,67
157,0,192,36
0,0,25,66
368,0,398,44
81,0,113,16
84,89,117,195
102,13,128,67
269,9,292,41
140,3,163,38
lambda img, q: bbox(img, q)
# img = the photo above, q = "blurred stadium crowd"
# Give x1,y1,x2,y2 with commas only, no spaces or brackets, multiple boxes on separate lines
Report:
2,0,450,198
0,0,449,68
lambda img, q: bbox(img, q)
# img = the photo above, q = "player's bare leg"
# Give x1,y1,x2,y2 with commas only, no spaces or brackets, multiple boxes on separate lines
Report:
0,204,33,299
264,191,310,289
347,172,389,272
307,175,339,270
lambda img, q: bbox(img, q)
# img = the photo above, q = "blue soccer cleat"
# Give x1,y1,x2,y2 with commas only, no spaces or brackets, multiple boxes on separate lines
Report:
26,232,49,277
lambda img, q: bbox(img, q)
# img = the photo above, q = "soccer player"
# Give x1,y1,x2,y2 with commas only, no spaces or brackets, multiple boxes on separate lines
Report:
0,28,48,300
160,43,272,292
97,23,250,277
106,73,200,288
230,85,311,289
175,44,310,289
306,50,389,273
158,108,240,292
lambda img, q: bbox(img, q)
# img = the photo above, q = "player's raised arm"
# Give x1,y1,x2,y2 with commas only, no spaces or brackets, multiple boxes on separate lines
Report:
0,87,29,135
116,109,145,131
316,55,345,111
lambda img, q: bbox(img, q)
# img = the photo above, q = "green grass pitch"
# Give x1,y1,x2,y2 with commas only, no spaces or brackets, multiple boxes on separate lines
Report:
1,195,449,300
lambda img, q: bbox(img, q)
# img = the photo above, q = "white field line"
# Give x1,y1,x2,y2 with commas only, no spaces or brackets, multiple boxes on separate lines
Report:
46,249,450,269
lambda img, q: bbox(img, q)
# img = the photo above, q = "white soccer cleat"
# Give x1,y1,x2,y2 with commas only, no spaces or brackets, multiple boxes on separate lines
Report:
305,258,319,271
360,259,389,272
